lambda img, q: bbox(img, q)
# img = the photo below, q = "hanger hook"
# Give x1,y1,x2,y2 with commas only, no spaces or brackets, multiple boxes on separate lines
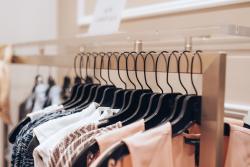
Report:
80,52,87,82
178,50,190,94
156,51,168,93
99,52,108,84
74,53,81,79
144,51,156,91
127,51,141,89
92,52,101,84
125,52,136,89
136,51,147,89
118,52,129,89
167,50,179,93
83,52,89,79
191,50,203,95
112,52,123,88
106,52,115,86
94,52,105,84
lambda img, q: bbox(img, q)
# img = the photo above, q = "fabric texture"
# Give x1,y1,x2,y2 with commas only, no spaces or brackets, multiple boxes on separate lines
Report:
33,102,99,143
54,122,122,167
123,123,173,167
27,105,63,121
96,120,145,154
172,135,196,167
33,108,119,167
92,123,173,167
224,124,250,167
11,108,76,167
90,120,145,167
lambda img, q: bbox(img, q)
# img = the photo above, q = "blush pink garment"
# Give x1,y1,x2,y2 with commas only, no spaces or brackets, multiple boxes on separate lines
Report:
96,120,145,154
93,119,246,167
172,123,200,167
224,124,250,167
90,120,145,167
172,135,196,167
123,123,174,167
92,123,199,167
223,117,244,165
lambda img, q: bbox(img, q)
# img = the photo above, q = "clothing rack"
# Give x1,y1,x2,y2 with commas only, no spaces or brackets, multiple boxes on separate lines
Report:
6,24,250,167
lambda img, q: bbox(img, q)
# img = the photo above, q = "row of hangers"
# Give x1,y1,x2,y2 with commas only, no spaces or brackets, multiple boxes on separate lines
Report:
59,50,203,167
8,50,207,167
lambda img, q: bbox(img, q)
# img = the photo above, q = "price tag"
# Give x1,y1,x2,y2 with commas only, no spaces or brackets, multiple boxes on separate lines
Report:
88,0,127,35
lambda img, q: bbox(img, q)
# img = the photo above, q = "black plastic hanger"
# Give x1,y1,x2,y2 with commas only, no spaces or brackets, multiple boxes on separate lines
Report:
144,51,181,130
142,51,168,119
72,52,131,167
98,52,119,107
110,52,129,109
98,51,152,127
161,50,190,124
84,51,179,166
64,53,96,110
73,51,150,166
86,52,115,106
91,51,194,166
74,53,102,110
171,50,203,136
122,51,157,125
62,54,82,105
62,54,84,107
111,52,133,111
115,51,152,115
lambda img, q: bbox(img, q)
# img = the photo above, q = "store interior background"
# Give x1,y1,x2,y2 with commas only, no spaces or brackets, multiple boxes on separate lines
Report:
0,0,250,166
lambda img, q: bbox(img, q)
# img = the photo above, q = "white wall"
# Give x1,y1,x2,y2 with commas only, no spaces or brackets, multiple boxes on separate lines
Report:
0,0,57,166
0,0,57,43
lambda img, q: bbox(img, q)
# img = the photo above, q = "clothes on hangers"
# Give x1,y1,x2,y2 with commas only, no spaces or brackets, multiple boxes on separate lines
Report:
85,121,144,167
52,122,122,167
91,123,200,167
33,107,120,165
33,102,99,143
8,50,250,167
96,120,145,154
11,108,77,167
10,93,250,167
27,105,64,121
103,123,174,167
224,124,250,167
